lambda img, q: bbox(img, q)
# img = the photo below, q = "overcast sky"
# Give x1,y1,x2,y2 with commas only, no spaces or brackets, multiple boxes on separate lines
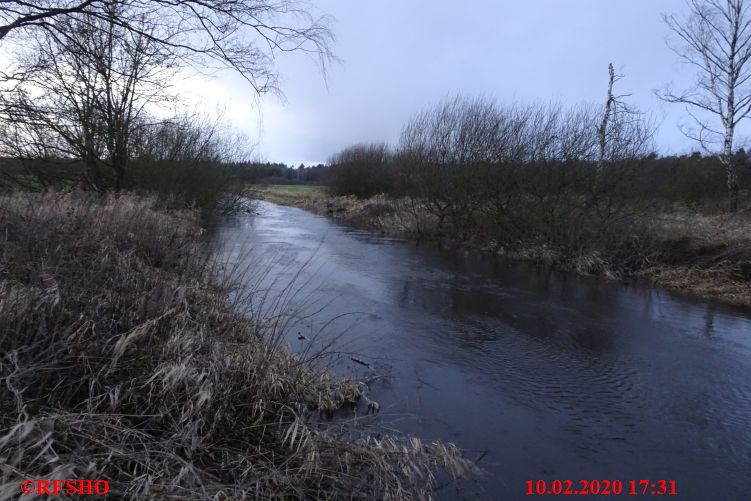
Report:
180,0,751,166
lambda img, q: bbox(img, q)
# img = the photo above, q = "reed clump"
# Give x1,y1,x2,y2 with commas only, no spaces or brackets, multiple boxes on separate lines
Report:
0,191,475,500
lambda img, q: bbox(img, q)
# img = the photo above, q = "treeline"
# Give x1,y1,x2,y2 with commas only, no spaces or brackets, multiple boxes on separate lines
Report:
228,162,328,185
328,140,751,210
325,95,751,258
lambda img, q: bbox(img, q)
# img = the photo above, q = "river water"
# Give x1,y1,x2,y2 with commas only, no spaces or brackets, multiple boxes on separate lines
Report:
208,201,751,500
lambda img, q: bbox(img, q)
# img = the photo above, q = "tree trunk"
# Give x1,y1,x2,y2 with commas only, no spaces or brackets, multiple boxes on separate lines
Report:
597,63,616,174
727,163,740,212
81,161,102,191
723,124,739,213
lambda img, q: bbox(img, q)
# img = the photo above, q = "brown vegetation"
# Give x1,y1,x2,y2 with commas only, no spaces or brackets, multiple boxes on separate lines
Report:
0,191,476,500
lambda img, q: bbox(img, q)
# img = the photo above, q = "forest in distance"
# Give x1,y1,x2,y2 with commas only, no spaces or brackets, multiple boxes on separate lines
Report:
2,1,751,500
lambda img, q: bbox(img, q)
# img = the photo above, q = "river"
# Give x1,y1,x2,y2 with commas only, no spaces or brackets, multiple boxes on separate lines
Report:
208,201,751,500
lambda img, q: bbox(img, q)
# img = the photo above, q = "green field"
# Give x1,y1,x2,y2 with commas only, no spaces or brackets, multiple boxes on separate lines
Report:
264,184,325,193
254,184,327,207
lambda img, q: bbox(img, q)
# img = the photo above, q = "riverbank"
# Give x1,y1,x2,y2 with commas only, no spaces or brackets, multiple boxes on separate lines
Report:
0,191,475,500
255,185,751,308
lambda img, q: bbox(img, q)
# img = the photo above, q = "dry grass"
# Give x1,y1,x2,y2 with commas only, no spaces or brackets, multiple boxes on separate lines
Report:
254,187,431,236
0,191,476,500
634,212,751,305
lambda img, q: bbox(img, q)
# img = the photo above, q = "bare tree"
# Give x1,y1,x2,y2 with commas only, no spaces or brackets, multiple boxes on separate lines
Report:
398,95,508,233
131,111,255,164
0,1,175,188
597,64,619,172
660,0,751,212
597,64,655,168
0,0,334,94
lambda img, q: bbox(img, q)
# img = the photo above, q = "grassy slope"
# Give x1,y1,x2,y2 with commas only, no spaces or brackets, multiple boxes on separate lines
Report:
0,191,475,500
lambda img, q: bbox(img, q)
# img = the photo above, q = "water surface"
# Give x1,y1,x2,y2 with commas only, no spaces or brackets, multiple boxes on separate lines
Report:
209,201,751,500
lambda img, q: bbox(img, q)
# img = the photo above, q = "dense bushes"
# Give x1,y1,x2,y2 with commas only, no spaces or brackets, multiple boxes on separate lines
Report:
327,142,397,198
126,115,251,210
0,114,253,211
127,160,244,211
324,96,750,258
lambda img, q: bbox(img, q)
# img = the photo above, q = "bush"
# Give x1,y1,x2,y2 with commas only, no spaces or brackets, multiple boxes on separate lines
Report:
327,143,396,198
127,160,245,211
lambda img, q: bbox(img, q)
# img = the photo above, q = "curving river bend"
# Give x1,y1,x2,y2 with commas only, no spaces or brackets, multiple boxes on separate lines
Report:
209,201,751,500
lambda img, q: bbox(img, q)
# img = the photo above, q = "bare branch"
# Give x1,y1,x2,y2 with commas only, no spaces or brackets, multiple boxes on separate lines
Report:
0,0,335,93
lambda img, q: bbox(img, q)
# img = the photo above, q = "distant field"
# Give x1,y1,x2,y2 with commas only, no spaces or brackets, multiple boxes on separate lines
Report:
254,184,327,208
264,184,325,193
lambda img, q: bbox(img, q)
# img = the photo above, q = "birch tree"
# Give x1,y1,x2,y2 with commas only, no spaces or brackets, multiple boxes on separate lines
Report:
660,0,751,212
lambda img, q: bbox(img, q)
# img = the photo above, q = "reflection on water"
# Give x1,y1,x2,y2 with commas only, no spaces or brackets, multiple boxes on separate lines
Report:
208,201,751,500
